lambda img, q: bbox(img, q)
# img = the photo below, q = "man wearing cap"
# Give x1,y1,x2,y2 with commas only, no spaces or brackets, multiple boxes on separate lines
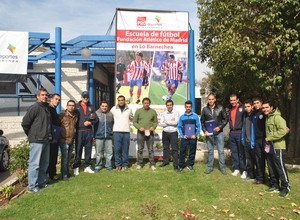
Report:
129,51,149,104
72,91,98,175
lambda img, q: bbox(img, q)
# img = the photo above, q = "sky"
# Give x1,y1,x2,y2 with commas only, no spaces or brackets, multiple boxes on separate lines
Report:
0,0,211,80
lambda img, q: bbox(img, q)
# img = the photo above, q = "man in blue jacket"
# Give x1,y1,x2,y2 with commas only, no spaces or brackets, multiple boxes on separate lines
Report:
94,101,114,172
72,91,98,175
177,100,201,172
229,94,246,177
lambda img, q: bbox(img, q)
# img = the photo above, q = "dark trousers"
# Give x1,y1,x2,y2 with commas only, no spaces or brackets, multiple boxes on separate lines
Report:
244,142,255,179
47,142,58,178
266,149,290,191
229,132,246,171
162,131,178,166
255,138,266,182
72,130,93,169
179,138,197,168
137,131,155,166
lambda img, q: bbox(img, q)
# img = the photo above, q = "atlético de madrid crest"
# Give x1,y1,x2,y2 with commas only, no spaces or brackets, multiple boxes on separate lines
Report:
239,108,243,112
259,114,263,119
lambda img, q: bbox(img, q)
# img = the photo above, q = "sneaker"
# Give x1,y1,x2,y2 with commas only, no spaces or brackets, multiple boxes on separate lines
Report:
74,167,79,176
62,176,69,181
265,187,280,193
177,167,183,173
278,190,289,198
107,167,113,171
129,96,133,103
95,167,102,172
243,177,254,181
136,99,141,104
241,171,247,179
116,166,122,171
232,169,240,176
122,166,129,171
84,166,95,174
173,166,178,171
39,184,53,188
150,165,156,170
187,166,195,172
204,169,213,174
136,165,142,170
221,171,227,175
28,187,44,194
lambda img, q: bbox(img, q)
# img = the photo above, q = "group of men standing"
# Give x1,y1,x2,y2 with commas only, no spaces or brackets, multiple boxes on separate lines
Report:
200,93,290,198
21,88,290,198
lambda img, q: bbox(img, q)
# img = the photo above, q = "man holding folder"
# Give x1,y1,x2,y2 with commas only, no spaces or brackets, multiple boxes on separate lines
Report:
201,94,228,175
177,100,201,172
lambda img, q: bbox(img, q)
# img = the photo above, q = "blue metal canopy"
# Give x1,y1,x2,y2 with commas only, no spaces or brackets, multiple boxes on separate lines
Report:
28,33,116,64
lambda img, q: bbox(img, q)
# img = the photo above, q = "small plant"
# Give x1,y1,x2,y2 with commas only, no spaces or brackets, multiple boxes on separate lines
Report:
9,139,30,186
1,185,15,200
140,201,160,220
198,134,206,143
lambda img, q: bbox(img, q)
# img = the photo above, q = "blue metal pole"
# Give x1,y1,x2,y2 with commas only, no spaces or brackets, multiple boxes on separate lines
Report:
55,27,62,113
188,30,195,112
88,63,94,105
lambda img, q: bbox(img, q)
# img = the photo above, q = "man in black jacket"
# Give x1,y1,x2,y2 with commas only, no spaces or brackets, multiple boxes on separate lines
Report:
47,93,61,180
22,88,52,193
201,94,228,174
72,91,98,175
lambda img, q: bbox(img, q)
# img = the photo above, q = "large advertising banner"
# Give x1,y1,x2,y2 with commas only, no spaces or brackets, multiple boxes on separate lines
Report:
0,31,28,75
115,9,189,158
116,9,189,159
115,9,189,106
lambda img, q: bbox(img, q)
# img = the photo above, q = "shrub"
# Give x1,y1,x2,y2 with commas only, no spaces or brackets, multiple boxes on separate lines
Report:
9,139,30,186
198,134,206,143
1,185,15,200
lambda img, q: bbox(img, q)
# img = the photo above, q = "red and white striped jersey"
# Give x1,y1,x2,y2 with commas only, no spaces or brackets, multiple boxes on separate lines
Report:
168,61,182,80
129,60,149,80
160,63,169,74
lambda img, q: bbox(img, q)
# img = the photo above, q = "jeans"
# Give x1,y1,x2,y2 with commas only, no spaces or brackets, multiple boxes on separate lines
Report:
229,132,246,171
59,142,74,178
137,131,155,166
162,131,178,166
28,142,50,190
95,139,113,169
113,132,130,167
72,130,93,169
206,132,226,172
179,138,197,168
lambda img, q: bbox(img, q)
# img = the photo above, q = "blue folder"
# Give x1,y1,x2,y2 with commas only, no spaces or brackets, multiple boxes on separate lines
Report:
184,124,195,138
205,120,217,135
52,125,62,142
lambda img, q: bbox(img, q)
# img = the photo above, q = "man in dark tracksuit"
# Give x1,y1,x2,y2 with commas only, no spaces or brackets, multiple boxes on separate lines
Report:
229,94,246,177
72,91,98,175
252,97,266,184
47,93,61,180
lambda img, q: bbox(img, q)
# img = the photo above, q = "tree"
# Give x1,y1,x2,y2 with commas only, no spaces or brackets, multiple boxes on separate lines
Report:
197,0,300,158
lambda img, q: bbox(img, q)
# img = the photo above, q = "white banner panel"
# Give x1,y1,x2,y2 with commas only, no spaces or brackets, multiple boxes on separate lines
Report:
0,31,28,74
116,10,188,51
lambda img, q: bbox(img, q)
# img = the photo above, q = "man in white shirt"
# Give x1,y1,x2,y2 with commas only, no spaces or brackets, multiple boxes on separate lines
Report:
159,100,180,170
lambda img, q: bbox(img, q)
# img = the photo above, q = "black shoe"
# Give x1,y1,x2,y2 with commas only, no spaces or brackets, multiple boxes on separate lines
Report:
136,99,141,104
253,180,264,185
177,167,183,173
173,166,178,170
159,163,169,167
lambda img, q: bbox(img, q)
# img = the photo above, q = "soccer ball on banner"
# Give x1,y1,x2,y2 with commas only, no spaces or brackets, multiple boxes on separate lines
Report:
162,95,169,101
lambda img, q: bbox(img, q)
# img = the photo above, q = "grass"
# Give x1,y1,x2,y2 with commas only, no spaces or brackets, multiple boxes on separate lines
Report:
0,160,299,220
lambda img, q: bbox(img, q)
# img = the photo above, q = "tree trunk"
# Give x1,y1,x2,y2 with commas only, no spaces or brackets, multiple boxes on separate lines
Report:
287,70,300,158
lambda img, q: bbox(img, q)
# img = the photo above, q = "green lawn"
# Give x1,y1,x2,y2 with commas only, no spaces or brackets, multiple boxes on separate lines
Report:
0,161,299,220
